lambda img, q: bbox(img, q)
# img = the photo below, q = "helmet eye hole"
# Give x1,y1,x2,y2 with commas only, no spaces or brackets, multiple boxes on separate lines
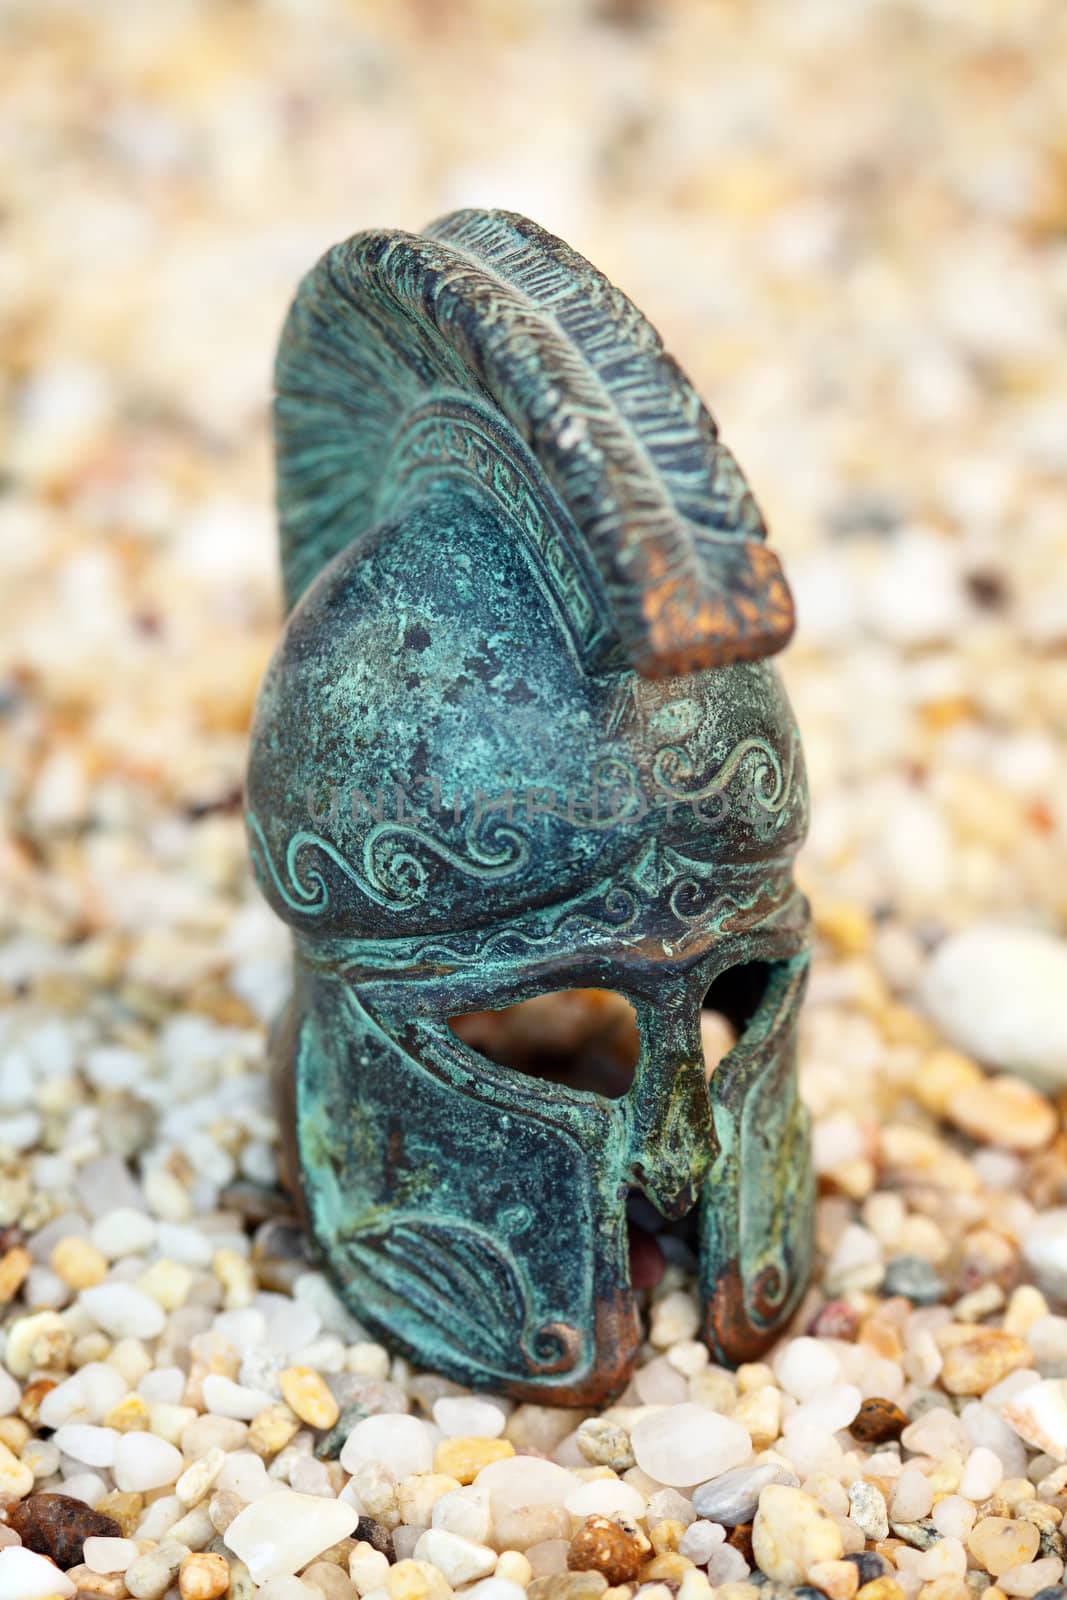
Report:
701,958,775,1076
447,988,640,1099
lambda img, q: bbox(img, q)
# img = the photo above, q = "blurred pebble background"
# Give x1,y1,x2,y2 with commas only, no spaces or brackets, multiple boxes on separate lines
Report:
1,0,1067,1166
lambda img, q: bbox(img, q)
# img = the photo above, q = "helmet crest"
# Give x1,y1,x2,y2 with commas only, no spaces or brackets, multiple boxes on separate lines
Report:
275,209,794,676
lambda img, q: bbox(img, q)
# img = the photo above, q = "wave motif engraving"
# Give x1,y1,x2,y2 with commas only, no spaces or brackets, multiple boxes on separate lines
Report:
652,733,798,819
248,811,529,916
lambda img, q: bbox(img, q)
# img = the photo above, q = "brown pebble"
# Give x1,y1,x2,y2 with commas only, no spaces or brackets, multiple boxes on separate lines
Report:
7,1493,123,1569
850,1398,909,1444
727,1523,755,1564
17,1378,57,1424
0,1246,31,1303
569,1516,645,1586
355,1517,395,1561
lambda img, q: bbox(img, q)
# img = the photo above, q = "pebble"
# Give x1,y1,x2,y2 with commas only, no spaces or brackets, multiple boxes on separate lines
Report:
752,1487,845,1584
564,1479,646,1520
848,1482,889,1542
564,1516,645,1585
50,1237,108,1290
774,1340,841,1402
84,1538,141,1575
1003,1382,1067,1460
941,1332,1032,1396
80,1284,166,1340
412,1529,496,1586
434,1436,514,1483
341,1416,435,1480
0,1547,77,1599
947,1077,1057,1153
225,1489,359,1582
3,1312,67,1378
882,1257,946,1305
851,1399,908,1444
113,1431,185,1492
7,1496,123,1569
968,1520,1042,1577
202,1376,275,1421
527,1575,607,1600
694,1467,796,1527
922,929,1067,1092
959,1447,1005,1500
90,1210,158,1261
280,1368,340,1431
179,1552,231,1600
855,1583,905,1600
431,1398,505,1440
679,1521,727,1563
1024,1218,1067,1302
53,1423,118,1468
809,1559,860,1600
125,1543,190,1600
631,1405,751,1488
575,1421,634,1472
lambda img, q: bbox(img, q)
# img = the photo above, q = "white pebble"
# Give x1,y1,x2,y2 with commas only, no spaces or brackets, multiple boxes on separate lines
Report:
923,926,1067,1091
80,1283,165,1340
225,1488,358,1582
91,1208,158,1259
56,1472,108,1505
631,1403,751,1487
340,1414,434,1478
257,1581,318,1600
113,1431,184,1492
931,1495,977,1540
678,1521,727,1563
138,1367,186,1405
268,1301,321,1354
784,1384,862,1435
564,1478,646,1519
1002,1378,1067,1458
53,1423,118,1468
84,1538,140,1575
413,1529,496,1586
40,1364,127,1428
432,1396,506,1439
431,1485,492,1544
959,1444,1004,1499
1000,1557,1066,1597
0,1547,77,1599
707,1543,750,1584
460,1583,525,1600
891,1465,934,1521
201,1374,275,1420
217,1450,275,1500
774,1338,842,1401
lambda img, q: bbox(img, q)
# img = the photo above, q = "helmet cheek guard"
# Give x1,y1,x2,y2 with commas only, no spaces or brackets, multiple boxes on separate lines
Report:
247,210,813,1402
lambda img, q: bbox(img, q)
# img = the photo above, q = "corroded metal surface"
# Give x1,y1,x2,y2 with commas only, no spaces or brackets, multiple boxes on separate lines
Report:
247,209,812,1401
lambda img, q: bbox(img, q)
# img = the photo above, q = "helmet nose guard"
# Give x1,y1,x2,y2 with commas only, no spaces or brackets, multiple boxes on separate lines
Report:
247,209,813,1401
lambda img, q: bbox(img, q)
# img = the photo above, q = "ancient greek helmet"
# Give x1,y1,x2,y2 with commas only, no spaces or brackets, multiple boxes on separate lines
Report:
246,210,812,1403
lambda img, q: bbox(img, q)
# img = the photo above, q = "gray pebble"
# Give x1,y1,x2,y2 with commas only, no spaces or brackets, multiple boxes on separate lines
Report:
693,1462,798,1526
890,1518,942,1550
883,1254,945,1304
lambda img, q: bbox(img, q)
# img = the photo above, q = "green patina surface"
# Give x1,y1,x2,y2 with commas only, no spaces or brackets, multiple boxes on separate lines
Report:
245,209,813,1402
